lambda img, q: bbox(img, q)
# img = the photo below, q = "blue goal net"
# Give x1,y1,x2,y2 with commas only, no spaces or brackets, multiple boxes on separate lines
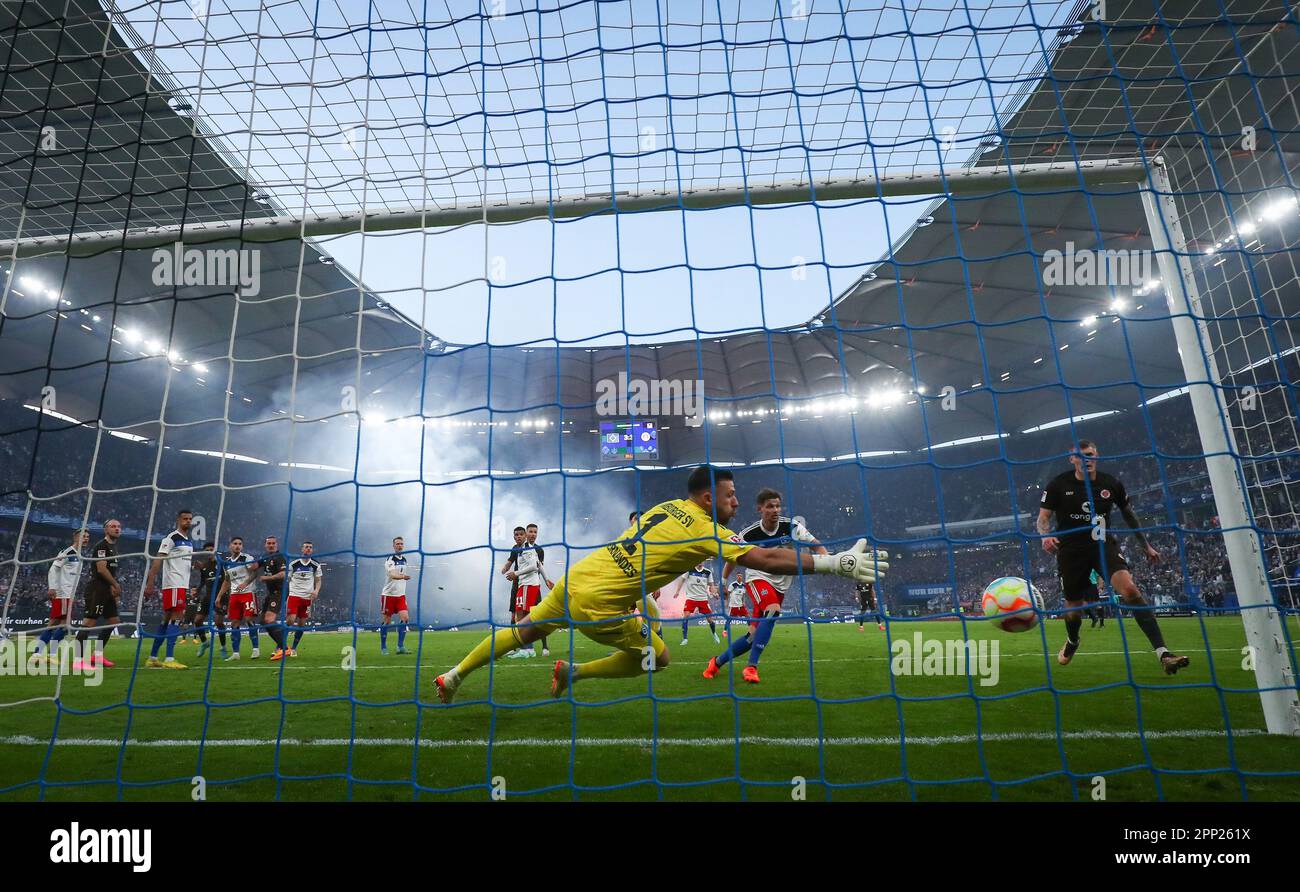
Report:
0,0,1298,802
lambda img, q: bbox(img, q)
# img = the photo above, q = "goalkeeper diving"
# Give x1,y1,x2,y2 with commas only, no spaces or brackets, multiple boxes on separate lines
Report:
435,465,888,702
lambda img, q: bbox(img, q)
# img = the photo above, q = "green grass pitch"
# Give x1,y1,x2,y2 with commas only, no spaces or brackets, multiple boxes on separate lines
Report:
2,615,1298,801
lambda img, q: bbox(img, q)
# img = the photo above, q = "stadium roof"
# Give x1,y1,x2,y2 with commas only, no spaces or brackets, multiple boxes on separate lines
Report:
2,0,1297,471
0,0,423,433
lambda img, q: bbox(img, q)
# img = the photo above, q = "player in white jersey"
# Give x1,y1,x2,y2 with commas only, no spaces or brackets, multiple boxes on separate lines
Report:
673,563,720,646
216,536,262,660
524,523,554,654
504,524,554,657
35,529,90,658
282,541,323,658
381,536,412,655
721,577,748,640
143,509,196,669
708,488,828,684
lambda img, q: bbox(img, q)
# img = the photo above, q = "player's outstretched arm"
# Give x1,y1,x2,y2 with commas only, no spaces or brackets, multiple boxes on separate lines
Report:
145,556,163,596
736,539,888,585
1118,504,1160,561
47,555,63,595
95,557,120,595
1036,508,1059,553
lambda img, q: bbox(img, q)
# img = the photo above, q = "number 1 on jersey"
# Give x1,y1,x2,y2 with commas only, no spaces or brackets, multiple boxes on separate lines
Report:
622,513,668,555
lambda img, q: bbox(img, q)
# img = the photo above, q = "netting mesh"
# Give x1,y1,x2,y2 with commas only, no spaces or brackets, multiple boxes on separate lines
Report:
0,0,1298,801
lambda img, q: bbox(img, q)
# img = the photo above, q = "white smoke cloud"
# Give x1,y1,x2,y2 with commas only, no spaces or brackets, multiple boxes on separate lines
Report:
264,374,636,625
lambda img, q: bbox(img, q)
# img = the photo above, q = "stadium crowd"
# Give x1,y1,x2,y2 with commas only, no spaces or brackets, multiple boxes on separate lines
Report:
4,392,1299,631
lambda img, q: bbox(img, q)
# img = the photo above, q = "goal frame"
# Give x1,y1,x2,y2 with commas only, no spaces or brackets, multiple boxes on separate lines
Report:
0,158,1146,259
4,151,1295,734
1141,157,1300,736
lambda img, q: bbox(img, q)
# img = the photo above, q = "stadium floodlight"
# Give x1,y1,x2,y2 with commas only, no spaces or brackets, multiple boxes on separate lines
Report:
868,389,904,408
1261,195,1297,221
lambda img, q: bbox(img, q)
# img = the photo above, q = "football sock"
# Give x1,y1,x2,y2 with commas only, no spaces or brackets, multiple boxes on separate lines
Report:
573,649,644,680
1064,613,1082,645
292,629,304,649
748,618,776,667
37,628,53,651
681,620,689,640
707,620,717,635
150,623,168,657
217,628,228,647
266,625,285,649
715,633,752,668
248,627,260,648
453,627,524,677
380,626,389,649
196,628,207,643
397,624,407,649
1132,608,1167,650
231,628,242,652
165,622,178,658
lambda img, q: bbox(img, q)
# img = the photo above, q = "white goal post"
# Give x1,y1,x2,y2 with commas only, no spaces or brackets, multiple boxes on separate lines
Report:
1142,157,1300,737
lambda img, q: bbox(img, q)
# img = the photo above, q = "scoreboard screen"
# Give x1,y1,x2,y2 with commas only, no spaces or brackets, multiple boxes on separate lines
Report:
598,420,658,461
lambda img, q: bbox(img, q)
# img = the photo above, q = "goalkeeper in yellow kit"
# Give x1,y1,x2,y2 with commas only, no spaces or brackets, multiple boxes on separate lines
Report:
435,465,889,702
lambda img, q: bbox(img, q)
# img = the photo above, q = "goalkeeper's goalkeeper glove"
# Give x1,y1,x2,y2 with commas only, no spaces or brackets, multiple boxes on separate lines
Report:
811,539,890,585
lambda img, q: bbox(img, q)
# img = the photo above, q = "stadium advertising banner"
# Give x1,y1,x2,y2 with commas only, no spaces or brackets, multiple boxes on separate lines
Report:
901,583,955,603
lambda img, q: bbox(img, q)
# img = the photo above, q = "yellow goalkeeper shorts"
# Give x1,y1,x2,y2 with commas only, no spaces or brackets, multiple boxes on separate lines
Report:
527,579,667,661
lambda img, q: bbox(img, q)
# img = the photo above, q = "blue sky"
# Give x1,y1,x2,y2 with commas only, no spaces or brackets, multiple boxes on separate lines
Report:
114,0,1080,346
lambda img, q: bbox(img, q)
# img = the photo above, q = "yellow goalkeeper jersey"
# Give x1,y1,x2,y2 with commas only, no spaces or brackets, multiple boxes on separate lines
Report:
563,498,753,616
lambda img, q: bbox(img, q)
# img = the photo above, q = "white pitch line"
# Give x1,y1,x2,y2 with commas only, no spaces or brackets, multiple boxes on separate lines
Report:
0,728,1271,749
139,643,1296,671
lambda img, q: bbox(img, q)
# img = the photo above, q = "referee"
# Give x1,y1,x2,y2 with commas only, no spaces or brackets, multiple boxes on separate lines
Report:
1037,439,1189,674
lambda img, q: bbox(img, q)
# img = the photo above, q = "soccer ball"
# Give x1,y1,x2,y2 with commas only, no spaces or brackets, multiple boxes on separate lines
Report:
981,577,1043,633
